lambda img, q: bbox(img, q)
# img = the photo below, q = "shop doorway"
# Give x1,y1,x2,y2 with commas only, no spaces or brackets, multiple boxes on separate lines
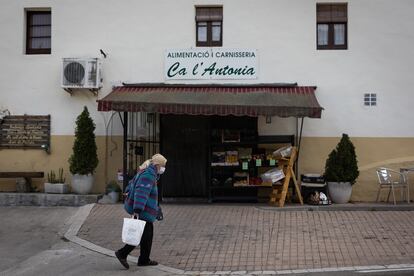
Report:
160,115,209,198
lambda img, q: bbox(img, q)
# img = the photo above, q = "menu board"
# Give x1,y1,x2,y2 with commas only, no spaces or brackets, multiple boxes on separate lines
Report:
0,115,50,150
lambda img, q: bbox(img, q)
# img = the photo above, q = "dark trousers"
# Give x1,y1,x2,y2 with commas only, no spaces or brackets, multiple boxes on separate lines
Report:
118,221,153,264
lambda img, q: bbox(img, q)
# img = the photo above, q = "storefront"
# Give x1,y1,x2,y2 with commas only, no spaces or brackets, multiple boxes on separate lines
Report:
98,83,323,202
2,1,413,201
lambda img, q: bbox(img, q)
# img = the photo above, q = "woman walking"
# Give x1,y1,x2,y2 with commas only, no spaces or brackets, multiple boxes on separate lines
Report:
115,153,167,269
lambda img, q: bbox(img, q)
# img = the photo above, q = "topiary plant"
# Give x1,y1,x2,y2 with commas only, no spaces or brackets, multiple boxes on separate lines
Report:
69,106,98,175
324,133,359,185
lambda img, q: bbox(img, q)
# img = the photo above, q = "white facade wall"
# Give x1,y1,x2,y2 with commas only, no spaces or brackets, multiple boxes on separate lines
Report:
1,0,413,137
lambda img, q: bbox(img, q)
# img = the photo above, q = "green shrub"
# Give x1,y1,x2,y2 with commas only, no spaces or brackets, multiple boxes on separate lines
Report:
106,180,121,193
69,106,98,175
47,168,66,183
324,133,359,184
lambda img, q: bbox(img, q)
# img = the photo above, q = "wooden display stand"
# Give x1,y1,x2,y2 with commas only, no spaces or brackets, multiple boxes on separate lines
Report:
269,146,303,207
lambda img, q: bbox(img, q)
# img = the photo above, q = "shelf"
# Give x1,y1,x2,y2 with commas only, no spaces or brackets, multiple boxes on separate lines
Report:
257,135,294,144
211,135,294,146
211,165,278,168
210,141,257,146
210,185,273,189
209,134,295,203
211,164,240,167
233,185,273,188
211,167,243,171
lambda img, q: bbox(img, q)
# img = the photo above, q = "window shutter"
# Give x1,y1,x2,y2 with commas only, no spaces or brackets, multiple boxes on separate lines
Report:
331,4,347,23
196,7,223,21
317,4,332,23
317,3,347,23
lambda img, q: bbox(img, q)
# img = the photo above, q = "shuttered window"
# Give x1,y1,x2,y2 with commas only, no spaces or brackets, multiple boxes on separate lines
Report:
317,3,347,50
196,7,223,47
26,10,51,54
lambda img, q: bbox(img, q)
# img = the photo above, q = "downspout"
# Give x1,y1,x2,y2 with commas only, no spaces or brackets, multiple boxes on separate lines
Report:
122,112,128,191
296,117,304,180
298,117,304,154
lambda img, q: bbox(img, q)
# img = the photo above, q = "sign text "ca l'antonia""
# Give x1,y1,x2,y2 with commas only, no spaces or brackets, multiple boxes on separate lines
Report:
165,49,258,80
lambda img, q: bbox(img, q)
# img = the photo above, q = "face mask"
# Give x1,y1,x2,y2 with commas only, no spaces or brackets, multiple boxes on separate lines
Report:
159,166,166,174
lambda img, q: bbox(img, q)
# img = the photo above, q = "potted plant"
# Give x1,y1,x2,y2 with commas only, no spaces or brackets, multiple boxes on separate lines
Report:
324,133,359,203
44,168,69,194
106,180,122,203
69,106,99,194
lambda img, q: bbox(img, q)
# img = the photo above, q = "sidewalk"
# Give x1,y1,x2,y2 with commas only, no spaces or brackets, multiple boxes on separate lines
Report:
77,203,414,273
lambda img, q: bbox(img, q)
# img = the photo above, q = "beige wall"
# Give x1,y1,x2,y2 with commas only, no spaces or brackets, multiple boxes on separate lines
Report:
2,135,414,202
0,135,123,193
299,137,414,202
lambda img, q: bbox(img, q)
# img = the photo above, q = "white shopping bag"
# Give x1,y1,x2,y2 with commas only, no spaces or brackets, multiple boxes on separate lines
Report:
121,217,146,246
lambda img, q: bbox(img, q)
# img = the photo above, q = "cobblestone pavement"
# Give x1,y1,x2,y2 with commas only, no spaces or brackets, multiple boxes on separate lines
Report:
78,204,414,272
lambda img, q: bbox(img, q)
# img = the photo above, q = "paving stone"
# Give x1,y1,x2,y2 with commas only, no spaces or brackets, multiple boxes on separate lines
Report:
78,204,414,272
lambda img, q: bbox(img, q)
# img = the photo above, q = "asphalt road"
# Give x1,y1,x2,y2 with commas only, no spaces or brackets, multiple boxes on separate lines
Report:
0,206,76,272
0,206,170,276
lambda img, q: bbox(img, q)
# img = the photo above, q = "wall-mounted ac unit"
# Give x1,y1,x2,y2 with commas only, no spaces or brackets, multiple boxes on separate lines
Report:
62,58,102,90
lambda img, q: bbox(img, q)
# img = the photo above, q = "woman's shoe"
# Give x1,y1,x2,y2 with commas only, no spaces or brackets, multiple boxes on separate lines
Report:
115,251,129,269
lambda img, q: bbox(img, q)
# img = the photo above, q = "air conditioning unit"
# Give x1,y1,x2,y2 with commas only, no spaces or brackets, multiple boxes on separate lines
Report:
62,58,102,90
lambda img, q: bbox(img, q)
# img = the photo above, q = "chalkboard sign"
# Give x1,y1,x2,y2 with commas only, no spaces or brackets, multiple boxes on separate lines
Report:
0,115,51,151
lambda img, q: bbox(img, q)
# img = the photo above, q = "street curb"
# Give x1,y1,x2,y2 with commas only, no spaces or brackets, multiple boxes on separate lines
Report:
64,204,414,275
63,203,185,275
256,204,414,212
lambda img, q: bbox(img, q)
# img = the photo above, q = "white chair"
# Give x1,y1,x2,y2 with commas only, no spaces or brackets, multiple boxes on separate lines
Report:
376,167,410,205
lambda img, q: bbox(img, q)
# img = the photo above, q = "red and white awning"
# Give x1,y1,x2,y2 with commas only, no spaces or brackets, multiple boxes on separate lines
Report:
97,84,323,118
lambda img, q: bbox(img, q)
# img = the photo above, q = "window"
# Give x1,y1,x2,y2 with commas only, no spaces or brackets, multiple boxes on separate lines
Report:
26,10,51,54
196,7,222,47
364,93,377,106
317,3,347,50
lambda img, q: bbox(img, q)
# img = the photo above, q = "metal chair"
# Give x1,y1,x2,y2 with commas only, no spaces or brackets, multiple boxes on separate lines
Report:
376,167,410,205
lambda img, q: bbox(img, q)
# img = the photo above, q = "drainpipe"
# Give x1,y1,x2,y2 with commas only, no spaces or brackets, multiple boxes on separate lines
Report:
123,112,128,191
296,117,304,180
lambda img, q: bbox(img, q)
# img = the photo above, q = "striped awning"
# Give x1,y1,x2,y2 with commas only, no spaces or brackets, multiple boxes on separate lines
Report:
97,84,323,118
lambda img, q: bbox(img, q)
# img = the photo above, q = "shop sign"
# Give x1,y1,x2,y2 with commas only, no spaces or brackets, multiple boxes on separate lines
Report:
0,115,51,151
165,48,258,80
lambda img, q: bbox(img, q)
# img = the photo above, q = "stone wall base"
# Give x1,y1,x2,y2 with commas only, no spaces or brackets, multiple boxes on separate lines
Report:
0,193,99,206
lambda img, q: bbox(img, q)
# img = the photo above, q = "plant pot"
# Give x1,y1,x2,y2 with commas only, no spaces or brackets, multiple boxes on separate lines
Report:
44,183,70,194
108,191,119,203
71,174,94,194
327,182,352,203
